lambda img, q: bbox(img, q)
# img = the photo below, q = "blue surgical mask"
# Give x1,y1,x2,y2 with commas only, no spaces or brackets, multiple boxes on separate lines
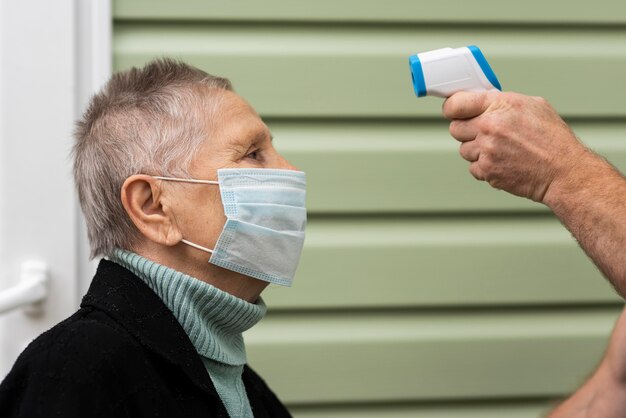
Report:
153,168,306,287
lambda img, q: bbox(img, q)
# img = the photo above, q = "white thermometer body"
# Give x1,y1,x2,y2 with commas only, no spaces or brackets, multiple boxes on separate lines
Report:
409,46,501,98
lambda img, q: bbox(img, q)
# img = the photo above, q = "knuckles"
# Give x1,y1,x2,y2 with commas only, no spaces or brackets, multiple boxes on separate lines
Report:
501,92,524,105
480,139,497,158
477,115,498,136
479,155,495,174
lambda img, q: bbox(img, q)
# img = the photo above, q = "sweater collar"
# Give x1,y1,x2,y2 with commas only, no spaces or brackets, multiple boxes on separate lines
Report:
109,248,266,366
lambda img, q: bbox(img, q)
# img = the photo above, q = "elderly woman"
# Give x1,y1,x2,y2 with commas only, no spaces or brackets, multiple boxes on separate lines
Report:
0,59,304,417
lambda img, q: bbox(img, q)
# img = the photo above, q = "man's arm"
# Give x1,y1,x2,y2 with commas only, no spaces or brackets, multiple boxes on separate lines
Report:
442,91,626,416
547,307,626,417
443,92,626,297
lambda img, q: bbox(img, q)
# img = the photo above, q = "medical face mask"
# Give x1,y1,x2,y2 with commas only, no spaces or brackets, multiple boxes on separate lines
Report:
154,168,306,287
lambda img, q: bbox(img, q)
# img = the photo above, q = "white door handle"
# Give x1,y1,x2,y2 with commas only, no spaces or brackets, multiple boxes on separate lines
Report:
0,261,48,315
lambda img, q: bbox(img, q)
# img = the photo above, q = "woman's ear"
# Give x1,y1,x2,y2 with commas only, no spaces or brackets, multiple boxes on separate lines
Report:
120,175,182,246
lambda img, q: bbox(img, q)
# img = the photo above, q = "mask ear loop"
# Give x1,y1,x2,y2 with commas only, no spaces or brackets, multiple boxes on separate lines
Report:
152,176,218,185
151,175,220,254
181,239,214,254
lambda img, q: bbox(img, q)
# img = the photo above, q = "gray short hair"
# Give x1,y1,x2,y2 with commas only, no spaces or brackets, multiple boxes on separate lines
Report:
73,58,233,258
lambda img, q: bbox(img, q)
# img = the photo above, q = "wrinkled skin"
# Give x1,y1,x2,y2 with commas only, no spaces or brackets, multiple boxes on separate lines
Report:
443,91,587,203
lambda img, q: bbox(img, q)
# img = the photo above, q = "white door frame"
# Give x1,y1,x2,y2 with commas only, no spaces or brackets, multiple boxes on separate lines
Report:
0,0,111,376
76,0,113,297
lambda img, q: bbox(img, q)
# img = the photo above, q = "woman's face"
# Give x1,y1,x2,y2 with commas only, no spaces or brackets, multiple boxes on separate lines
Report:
159,90,299,295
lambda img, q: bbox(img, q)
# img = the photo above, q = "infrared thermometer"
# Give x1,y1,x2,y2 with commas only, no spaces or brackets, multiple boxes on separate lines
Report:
409,46,501,98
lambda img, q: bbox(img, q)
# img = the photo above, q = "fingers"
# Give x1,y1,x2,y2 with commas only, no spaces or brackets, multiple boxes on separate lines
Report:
468,161,486,181
449,119,478,142
442,91,497,120
459,140,480,162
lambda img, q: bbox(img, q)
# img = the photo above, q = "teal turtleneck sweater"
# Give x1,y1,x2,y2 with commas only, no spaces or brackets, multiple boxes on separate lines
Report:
110,248,266,418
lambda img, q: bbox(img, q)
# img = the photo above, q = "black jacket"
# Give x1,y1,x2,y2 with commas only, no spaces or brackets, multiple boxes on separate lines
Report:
0,260,292,417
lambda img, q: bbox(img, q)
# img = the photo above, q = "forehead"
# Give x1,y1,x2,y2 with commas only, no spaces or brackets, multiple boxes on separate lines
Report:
187,90,270,174
209,90,268,141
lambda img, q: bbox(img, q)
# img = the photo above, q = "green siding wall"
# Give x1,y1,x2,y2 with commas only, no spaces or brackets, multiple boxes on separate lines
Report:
113,2,626,416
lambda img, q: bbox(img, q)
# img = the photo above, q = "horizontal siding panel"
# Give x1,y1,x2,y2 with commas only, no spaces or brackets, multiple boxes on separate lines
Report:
113,25,626,118
114,6,626,415
114,0,626,25
246,308,621,404
290,400,550,418
271,121,626,213
263,218,620,310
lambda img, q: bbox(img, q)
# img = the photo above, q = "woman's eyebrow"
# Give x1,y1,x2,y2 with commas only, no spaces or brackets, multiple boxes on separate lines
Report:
249,129,273,144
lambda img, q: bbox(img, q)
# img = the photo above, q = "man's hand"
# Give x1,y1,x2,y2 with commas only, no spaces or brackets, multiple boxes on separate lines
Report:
442,91,590,204
442,90,626,296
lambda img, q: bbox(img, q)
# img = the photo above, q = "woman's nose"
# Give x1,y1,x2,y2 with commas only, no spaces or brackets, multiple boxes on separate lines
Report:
273,151,299,171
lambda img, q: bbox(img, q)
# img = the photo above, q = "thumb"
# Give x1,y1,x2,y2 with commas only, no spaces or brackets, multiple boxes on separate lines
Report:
442,91,497,120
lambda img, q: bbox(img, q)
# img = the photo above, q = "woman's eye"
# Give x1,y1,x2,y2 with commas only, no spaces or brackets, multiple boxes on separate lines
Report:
246,150,258,160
